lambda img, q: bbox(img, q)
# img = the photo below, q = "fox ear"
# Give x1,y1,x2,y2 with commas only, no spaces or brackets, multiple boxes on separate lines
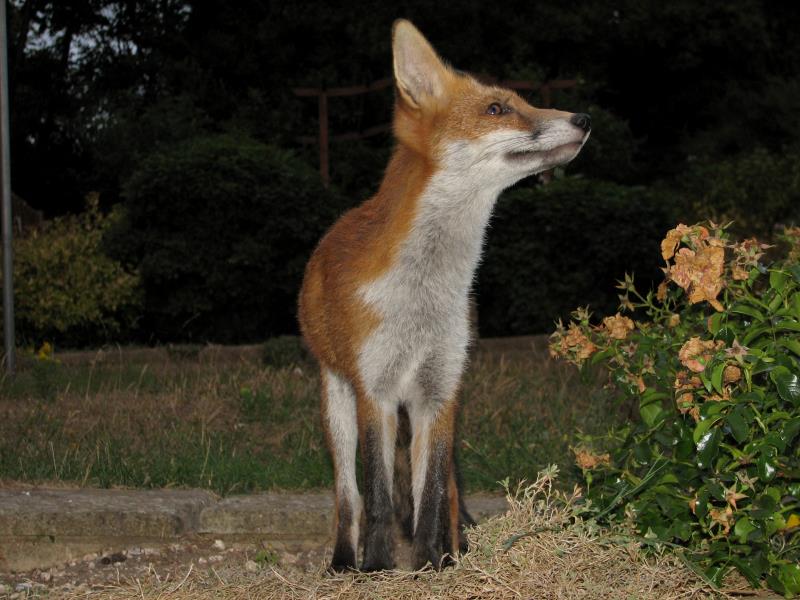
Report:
392,20,449,109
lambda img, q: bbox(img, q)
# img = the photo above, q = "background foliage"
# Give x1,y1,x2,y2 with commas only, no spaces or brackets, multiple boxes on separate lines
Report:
104,134,347,343
479,178,674,336
7,197,141,346
551,224,800,595
7,0,800,345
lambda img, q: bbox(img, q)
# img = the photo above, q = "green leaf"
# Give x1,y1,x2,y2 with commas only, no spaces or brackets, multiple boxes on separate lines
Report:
696,427,721,470
779,564,800,595
782,417,800,445
791,264,800,283
590,347,615,365
771,269,790,293
743,323,774,346
791,292,800,319
640,401,662,428
693,416,721,444
708,312,724,335
780,338,800,358
770,366,800,405
751,493,778,519
731,557,763,588
711,362,725,395
730,303,765,322
734,516,757,544
726,407,750,443
775,320,800,333
757,448,778,482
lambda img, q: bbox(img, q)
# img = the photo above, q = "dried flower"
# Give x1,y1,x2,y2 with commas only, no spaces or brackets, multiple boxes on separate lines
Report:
661,224,693,260
679,337,723,373
725,339,749,360
602,314,635,340
676,392,694,414
709,505,733,535
668,246,725,311
674,370,702,391
723,365,741,384
574,449,610,470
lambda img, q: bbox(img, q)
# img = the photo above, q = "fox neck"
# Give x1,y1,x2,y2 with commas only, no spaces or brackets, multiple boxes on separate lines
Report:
373,142,502,300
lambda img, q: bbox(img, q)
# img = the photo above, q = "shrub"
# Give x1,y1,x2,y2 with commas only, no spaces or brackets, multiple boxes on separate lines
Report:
477,178,675,336
105,134,349,343
550,223,800,595
327,137,392,201
262,335,309,368
681,148,800,239
7,196,142,347
565,104,639,183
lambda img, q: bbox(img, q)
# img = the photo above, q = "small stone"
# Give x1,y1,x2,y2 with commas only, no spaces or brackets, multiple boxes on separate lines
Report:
15,582,32,592
208,554,223,563
82,553,97,562
99,552,127,565
0,584,9,594
245,559,259,572
212,539,226,551
87,562,95,570
69,561,77,567
40,571,52,582
198,558,207,565
170,543,183,552
143,547,161,556
127,547,143,556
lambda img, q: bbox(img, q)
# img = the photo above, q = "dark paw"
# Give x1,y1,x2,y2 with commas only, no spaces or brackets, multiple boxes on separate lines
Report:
328,546,357,573
457,529,470,554
360,557,394,572
413,546,454,571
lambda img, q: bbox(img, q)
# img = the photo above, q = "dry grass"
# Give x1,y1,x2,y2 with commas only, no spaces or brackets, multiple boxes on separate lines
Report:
54,470,722,600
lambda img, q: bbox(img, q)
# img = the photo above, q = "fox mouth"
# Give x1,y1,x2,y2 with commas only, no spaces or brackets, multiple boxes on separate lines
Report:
505,141,583,164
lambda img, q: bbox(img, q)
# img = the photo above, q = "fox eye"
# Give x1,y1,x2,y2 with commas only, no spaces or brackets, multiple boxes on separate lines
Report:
486,102,504,115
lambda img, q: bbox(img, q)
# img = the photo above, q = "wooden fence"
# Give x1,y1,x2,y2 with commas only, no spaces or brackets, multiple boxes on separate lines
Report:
293,76,577,186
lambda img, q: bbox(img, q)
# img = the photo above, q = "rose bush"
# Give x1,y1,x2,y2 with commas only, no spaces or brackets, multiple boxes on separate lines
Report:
551,223,800,596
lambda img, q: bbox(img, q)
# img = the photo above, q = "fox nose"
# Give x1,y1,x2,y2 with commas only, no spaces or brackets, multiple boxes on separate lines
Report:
570,113,592,133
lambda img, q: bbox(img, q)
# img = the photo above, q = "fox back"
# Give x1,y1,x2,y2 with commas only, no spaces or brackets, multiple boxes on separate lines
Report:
298,19,590,572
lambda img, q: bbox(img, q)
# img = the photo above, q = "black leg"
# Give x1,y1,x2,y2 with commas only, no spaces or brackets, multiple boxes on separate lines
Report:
361,426,395,571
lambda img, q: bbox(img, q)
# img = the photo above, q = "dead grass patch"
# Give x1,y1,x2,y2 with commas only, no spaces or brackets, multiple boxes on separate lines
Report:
57,470,722,600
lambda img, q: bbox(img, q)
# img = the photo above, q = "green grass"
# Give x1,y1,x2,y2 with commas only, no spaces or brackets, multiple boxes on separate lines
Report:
0,339,628,495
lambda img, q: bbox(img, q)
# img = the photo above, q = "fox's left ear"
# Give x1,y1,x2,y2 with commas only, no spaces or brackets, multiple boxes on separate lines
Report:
392,20,450,109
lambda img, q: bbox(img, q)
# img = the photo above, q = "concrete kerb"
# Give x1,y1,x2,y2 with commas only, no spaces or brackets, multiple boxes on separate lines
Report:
0,488,508,573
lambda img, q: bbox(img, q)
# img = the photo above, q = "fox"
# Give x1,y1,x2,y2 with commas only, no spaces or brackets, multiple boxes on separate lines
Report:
298,19,591,572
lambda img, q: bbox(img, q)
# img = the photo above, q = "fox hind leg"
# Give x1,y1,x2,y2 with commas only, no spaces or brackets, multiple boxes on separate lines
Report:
321,369,362,572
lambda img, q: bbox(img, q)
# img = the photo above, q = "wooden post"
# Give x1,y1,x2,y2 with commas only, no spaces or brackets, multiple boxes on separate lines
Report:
318,91,329,187
540,83,552,108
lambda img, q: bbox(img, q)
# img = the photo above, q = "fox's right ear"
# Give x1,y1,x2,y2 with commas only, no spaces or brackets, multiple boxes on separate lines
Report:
392,20,450,109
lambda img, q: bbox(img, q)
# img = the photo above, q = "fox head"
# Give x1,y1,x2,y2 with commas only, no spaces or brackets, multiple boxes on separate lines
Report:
392,19,590,191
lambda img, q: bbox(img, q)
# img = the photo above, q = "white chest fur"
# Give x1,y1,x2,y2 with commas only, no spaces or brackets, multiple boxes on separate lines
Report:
356,149,504,406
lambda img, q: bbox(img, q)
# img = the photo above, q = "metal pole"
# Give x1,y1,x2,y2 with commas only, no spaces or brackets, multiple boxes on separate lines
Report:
0,0,15,375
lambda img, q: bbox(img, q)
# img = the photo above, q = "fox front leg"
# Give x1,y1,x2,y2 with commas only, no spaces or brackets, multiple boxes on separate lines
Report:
358,397,398,572
408,396,460,570
321,369,361,572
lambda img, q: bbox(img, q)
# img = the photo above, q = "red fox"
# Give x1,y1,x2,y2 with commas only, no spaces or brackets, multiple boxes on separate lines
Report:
298,19,590,572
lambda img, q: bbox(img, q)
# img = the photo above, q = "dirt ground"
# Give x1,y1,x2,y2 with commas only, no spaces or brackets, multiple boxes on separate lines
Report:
1,538,326,598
